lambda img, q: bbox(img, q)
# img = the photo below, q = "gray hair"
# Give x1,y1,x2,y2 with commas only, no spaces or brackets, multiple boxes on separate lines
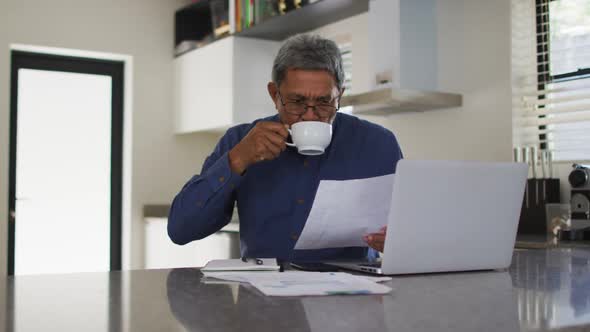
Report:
272,34,344,90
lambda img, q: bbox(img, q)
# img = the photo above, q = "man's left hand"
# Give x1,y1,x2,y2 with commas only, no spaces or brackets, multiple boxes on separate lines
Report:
363,226,387,252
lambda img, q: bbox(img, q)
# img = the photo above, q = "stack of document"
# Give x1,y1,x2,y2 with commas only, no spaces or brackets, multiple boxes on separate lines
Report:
201,271,392,297
201,258,280,272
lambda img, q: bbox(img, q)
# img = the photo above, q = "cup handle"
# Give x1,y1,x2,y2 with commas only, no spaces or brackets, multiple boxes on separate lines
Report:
285,128,296,147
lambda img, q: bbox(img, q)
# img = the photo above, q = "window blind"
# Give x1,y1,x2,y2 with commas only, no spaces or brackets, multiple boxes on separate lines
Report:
512,0,590,161
340,40,353,94
330,33,352,95
328,33,353,114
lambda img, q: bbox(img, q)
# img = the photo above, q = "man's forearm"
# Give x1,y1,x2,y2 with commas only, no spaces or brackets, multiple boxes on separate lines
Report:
167,152,241,245
167,177,234,245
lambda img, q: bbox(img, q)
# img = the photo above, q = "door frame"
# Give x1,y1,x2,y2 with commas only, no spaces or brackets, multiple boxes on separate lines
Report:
8,51,124,275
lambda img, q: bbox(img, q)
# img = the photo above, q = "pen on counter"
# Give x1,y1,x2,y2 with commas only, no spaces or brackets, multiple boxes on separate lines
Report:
325,290,372,295
241,257,264,265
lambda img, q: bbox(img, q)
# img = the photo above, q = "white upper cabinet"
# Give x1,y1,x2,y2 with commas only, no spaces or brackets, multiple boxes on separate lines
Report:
173,36,280,133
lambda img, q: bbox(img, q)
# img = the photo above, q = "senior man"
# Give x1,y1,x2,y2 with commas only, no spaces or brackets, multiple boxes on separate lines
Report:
168,34,402,262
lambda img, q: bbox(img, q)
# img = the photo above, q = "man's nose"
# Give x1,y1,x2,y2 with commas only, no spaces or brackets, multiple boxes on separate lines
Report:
301,105,319,121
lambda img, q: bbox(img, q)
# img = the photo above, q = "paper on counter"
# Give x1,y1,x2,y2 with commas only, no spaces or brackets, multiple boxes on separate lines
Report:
294,174,395,250
202,271,392,296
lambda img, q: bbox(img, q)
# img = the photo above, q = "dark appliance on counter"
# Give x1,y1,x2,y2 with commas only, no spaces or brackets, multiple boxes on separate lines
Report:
569,164,590,222
560,164,590,241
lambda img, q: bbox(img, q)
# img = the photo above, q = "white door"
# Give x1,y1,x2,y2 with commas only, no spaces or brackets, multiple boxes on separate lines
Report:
9,52,123,275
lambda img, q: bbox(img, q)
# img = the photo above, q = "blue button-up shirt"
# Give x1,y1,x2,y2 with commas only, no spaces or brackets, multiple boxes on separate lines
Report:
168,113,403,262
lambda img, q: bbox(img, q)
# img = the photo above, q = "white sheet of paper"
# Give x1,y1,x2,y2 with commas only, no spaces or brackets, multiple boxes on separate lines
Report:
294,174,395,250
201,271,392,296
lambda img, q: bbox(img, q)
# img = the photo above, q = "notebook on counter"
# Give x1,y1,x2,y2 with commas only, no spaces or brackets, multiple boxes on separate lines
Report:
201,258,280,272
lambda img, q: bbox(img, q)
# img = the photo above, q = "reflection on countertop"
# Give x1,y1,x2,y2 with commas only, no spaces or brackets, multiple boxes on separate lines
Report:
511,248,590,331
3,248,590,331
166,268,519,332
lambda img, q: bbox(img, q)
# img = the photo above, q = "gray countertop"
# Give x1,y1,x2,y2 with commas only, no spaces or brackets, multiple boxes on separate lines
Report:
2,247,590,332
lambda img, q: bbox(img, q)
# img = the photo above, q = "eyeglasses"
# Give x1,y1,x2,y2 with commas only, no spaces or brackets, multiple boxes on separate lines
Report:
277,91,340,118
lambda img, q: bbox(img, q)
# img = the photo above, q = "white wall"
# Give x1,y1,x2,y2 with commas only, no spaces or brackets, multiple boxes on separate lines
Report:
314,0,512,163
0,0,222,275
385,0,512,162
317,1,578,204
357,0,579,204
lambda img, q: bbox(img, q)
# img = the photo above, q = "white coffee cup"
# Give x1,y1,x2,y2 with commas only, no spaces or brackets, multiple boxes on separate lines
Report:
285,121,332,156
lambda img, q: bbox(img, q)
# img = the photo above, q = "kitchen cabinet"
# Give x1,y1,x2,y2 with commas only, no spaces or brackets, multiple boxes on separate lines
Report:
172,1,370,133
173,36,280,133
173,0,463,132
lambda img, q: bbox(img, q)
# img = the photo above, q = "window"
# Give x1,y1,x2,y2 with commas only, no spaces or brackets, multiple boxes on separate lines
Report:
512,0,590,162
330,34,353,114
339,37,353,95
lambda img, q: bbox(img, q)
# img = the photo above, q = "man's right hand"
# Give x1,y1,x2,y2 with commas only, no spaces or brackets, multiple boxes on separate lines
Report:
228,121,290,174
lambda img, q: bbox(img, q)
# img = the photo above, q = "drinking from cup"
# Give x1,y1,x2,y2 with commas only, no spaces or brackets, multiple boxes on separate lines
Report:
285,121,332,156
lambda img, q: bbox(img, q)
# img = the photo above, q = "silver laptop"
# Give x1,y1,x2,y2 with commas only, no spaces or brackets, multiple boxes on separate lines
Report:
328,159,528,275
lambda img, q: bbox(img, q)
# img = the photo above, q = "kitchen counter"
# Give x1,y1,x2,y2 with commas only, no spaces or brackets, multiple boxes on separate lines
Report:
2,247,590,331
143,205,241,269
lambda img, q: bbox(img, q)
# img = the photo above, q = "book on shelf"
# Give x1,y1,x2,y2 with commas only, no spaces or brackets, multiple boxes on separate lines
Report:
210,0,230,37
231,0,319,34
254,0,280,24
234,0,282,31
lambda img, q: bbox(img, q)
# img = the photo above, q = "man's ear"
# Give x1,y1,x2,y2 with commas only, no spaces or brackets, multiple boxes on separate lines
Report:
267,82,278,108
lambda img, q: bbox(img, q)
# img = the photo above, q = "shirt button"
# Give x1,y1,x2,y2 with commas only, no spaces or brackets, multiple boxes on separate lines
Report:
218,176,225,182
196,201,203,207
303,160,309,167
296,199,305,205
291,234,299,240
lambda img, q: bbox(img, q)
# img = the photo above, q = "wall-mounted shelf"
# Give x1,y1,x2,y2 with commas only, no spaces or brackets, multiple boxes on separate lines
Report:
174,0,368,56
341,87,463,116
236,0,369,40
